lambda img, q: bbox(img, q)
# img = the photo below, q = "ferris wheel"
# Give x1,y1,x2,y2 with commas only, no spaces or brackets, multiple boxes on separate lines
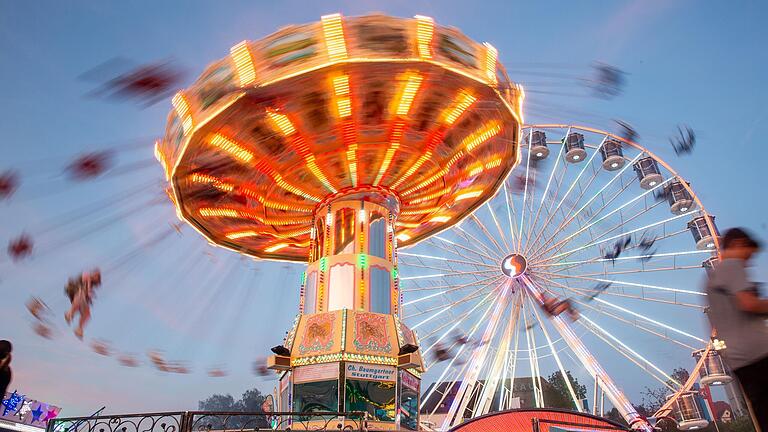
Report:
398,124,723,430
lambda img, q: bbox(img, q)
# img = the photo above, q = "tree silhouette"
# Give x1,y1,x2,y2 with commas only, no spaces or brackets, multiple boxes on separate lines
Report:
547,370,587,409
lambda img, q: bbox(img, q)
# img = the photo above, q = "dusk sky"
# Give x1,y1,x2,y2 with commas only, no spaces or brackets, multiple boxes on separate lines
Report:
1,0,768,417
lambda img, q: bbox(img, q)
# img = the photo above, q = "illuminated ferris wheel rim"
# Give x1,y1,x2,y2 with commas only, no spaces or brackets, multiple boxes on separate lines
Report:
400,123,723,430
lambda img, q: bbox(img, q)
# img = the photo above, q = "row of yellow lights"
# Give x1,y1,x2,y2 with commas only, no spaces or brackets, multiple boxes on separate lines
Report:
171,93,194,135
321,13,348,62
483,42,498,85
206,133,321,202
225,227,311,241
389,90,477,189
400,121,502,196
189,172,313,213
415,15,435,59
230,41,257,87
266,109,338,194
373,72,424,186
198,207,312,226
331,74,358,186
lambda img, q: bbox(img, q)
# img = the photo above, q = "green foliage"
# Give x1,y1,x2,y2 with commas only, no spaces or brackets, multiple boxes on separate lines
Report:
546,370,587,409
198,387,269,428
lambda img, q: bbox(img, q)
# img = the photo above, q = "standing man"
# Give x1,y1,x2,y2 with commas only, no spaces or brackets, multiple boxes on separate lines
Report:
705,228,768,430
0,340,11,399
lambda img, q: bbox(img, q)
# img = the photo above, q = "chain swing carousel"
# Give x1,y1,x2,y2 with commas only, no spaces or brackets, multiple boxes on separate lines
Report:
157,13,522,431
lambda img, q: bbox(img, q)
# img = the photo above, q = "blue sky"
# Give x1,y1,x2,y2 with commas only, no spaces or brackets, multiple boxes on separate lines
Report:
1,0,767,417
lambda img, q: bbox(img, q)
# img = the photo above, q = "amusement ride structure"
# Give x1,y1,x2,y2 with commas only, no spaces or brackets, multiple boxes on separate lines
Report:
4,12,732,432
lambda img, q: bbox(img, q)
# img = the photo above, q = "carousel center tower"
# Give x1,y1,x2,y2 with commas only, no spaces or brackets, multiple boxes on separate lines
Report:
157,13,523,430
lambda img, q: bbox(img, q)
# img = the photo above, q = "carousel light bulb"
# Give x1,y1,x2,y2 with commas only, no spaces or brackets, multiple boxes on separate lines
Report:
429,215,451,223
611,162,619,168
359,209,366,222
573,155,580,160
536,152,543,157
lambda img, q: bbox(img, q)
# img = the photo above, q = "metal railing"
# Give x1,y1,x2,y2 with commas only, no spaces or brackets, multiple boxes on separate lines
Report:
47,411,371,432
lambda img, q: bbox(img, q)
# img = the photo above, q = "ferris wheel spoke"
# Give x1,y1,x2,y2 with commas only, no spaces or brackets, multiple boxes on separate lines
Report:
528,295,583,411
398,252,497,268
454,225,505,260
544,210,698,264
418,288,499,350
537,249,712,270
534,275,705,309
532,177,674,260
469,213,507,256
532,275,700,350
407,280,500,324
502,181,519,250
427,233,496,262
516,129,535,251
526,165,601,256
577,317,678,391
476,291,523,417
501,310,522,410
528,152,642,258
530,135,608,248
537,229,697,276
420,291,499,413
522,300,544,407
402,274,502,293
484,201,512,252
538,270,706,297
442,280,514,429
403,275,504,306
400,268,497,281
532,179,639,263
521,137,566,250
542,264,702,279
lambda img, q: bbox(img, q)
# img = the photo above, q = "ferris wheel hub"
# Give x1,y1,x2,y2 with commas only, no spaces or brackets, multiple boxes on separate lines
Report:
501,253,527,278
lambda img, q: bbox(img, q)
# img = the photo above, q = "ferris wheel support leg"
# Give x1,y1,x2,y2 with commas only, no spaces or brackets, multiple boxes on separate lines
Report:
520,276,653,432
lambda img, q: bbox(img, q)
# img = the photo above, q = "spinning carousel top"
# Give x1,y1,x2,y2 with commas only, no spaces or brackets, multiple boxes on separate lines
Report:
157,13,523,261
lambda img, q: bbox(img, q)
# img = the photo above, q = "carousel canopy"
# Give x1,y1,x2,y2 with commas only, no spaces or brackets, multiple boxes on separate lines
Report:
158,13,523,260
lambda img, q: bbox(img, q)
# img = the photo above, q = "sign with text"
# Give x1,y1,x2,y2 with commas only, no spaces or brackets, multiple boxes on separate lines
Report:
345,362,396,382
293,363,338,383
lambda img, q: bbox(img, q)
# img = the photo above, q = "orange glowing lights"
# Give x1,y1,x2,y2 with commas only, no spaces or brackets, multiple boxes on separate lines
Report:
190,173,235,192
265,243,289,253
154,140,170,180
443,91,477,125
415,15,435,59
230,41,257,87
199,208,239,218
321,13,348,61
331,75,352,118
455,190,483,201
208,133,255,163
266,109,337,194
429,215,451,223
462,121,502,152
226,230,259,240
396,233,411,242
395,73,423,117
483,42,498,85
266,110,297,136
172,92,193,135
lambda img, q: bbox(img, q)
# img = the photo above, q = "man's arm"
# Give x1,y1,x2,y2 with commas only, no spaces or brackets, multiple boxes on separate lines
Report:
735,291,768,314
